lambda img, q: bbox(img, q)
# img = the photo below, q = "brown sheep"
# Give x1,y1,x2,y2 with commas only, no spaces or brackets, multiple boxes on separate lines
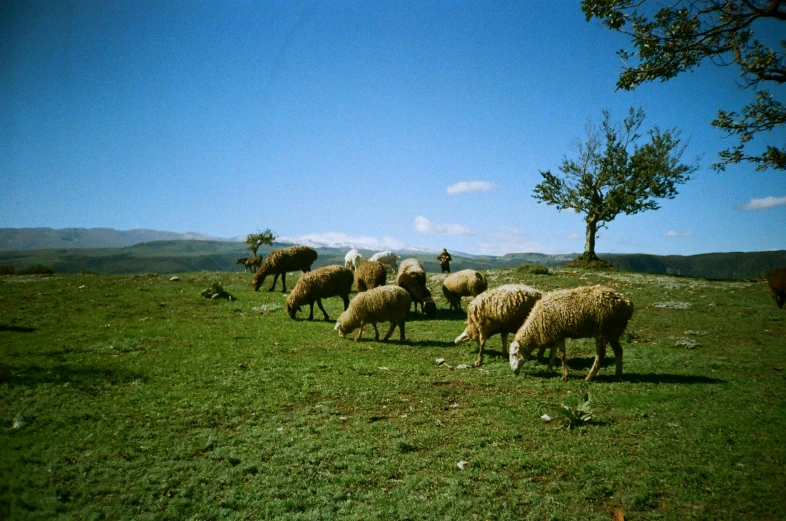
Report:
285,265,354,321
355,261,387,292
251,245,318,292
769,267,786,309
396,258,436,318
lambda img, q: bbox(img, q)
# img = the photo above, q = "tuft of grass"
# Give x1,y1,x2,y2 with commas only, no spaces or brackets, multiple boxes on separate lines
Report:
16,264,55,275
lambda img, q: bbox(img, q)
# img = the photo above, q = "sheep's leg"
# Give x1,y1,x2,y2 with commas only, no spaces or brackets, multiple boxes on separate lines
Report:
372,322,380,341
341,295,349,310
280,272,287,293
586,338,606,382
536,345,547,360
307,302,315,321
269,274,280,292
354,324,365,342
546,344,558,373
315,299,329,321
399,320,406,342
610,337,623,382
383,322,396,341
473,334,488,367
559,339,568,381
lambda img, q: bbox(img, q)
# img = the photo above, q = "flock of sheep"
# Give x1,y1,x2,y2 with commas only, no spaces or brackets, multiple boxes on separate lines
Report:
245,244,638,382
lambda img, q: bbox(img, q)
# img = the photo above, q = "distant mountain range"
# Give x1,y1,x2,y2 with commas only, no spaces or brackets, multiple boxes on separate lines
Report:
0,227,239,251
0,227,784,280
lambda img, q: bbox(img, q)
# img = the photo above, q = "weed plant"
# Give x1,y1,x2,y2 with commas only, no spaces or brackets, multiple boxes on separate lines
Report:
1,268,785,520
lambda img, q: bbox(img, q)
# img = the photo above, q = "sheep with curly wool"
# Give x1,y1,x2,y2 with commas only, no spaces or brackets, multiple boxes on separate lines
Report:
768,267,786,309
396,258,437,318
454,284,542,367
369,251,399,272
335,285,411,342
285,265,354,321
344,248,363,271
251,245,318,293
508,285,634,382
355,261,387,292
442,269,488,312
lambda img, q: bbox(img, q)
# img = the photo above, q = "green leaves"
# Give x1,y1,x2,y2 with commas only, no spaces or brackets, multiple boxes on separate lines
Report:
245,228,277,256
558,392,594,430
582,0,785,171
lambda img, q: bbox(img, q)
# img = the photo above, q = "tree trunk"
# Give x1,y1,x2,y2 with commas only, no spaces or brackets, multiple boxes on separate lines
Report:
583,219,598,261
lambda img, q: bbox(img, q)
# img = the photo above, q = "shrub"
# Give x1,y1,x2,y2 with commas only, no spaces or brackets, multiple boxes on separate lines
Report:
80,270,100,275
565,256,616,271
515,263,550,275
0,265,16,275
17,264,56,275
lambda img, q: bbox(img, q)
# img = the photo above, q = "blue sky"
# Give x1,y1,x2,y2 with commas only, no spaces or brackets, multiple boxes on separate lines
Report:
2,0,784,256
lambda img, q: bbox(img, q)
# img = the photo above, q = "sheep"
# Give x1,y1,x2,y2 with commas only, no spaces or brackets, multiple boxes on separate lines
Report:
285,265,354,321
396,258,437,318
344,248,363,271
335,285,411,342
441,269,488,312
355,260,387,292
369,251,400,272
454,284,542,367
251,245,318,293
508,285,634,382
768,267,786,309
236,256,263,272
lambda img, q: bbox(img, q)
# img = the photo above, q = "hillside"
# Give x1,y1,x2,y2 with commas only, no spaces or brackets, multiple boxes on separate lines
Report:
0,227,234,251
0,238,784,279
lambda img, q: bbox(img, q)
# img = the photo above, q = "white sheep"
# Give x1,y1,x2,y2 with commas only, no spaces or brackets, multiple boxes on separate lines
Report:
369,251,399,272
454,284,542,367
285,265,354,321
509,285,634,382
396,258,436,318
441,269,488,312
335,285,411,342
344,248,363,271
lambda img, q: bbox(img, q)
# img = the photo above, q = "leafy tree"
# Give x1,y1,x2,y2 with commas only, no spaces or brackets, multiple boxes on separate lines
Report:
533,108,698,261
582,0,785,171
245,229,276,257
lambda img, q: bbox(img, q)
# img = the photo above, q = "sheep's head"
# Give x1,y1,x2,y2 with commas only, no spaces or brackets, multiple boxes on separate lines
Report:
509,341,537,375
251,270,267,291
424,300,437,319
285,303,300,319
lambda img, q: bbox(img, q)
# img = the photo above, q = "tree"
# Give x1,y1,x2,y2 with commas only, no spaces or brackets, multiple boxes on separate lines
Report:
533,108,698,261
582,0,786,171
245,229,276,257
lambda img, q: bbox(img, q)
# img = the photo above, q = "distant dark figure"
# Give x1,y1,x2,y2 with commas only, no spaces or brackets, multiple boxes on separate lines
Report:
437,248,452,273
769,267,786,309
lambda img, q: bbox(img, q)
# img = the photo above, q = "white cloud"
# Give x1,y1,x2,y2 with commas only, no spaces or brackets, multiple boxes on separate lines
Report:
475,226,556,256
446,181,496,195
280,232,404,251
663,230,693,238
414,216,476,236
739,196,786,211
564,232,581,240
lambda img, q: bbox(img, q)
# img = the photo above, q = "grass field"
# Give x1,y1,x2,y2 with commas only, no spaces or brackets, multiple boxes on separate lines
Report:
1,267,785,520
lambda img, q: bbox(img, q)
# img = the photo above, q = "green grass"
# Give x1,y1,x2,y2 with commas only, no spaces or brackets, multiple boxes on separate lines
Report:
1,268,785,520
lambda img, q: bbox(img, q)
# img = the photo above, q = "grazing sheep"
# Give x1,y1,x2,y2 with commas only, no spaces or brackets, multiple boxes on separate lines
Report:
237,256,263,272
442,269,488,312
285,265,354,321
335,285,411,342
396,258,437,318
454,284,542,367
369,251,400,272
251,245,318,293
508,285,634,382
344,248,363,271
768,267,786,309
355,261,387,292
